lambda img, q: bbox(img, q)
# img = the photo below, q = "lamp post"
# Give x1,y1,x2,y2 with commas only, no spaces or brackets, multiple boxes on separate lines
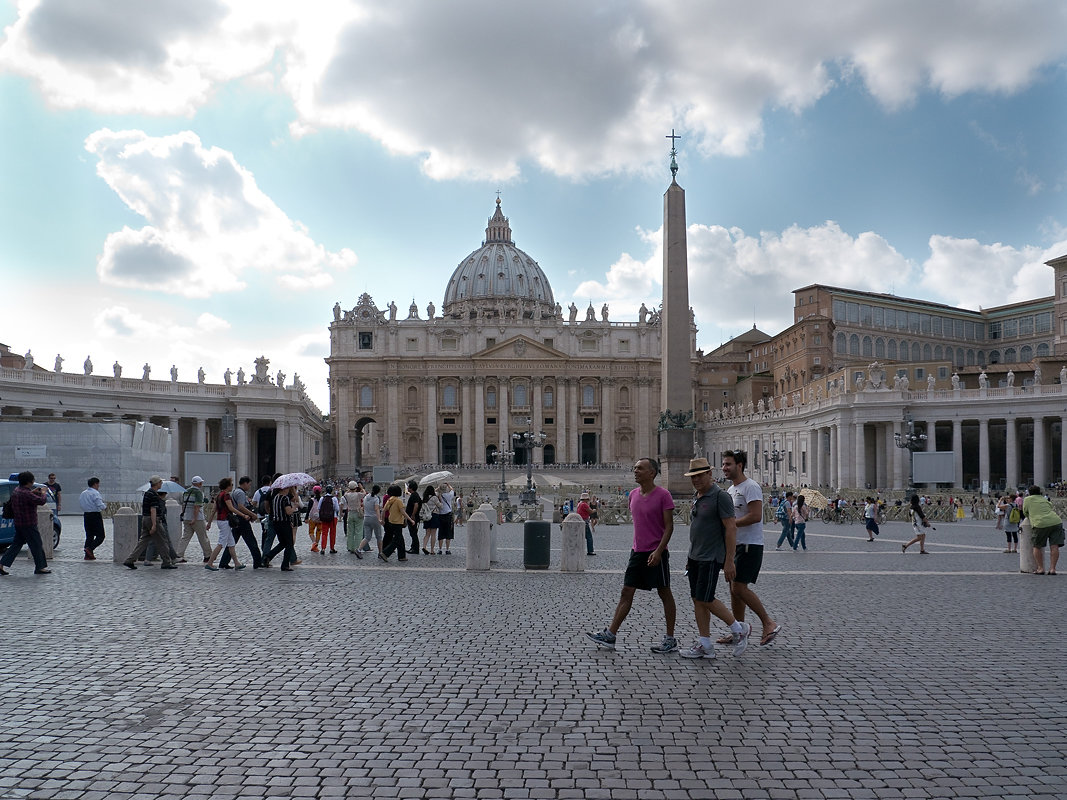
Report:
512,422,548,505
768,441,784,493
893,410,928,492
496,444,515,502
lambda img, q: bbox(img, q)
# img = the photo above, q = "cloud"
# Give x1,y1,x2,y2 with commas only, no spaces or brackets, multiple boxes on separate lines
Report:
4,1,1065,177
86,128,357,295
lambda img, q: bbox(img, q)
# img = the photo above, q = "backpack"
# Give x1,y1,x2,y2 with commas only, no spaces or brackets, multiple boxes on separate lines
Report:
257,488,273,517
179,489,196,522
775,502,789,522
420,496,437,522
1008,506,1021,524
319,495,336,522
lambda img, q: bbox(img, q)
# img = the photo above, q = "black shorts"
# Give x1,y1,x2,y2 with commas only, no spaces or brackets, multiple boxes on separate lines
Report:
733,544,764,584
686,558,722,603
623,549,670,591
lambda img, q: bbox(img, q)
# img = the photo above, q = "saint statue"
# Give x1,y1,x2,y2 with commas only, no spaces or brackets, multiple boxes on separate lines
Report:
639,303,648,323
601,304,609,322
276,370,286,387
23,350,33,369
1006,370,1015,387
927,374,935,391
333,302,341,321
113,361,122,378
83,356,92,375
142,363,151,381
53,354,62,373
951,373,960,390
978,371,989,389
427,301,436,318
224,368,232,385
1034,364,1042,385
237,367,246,385
197,367,206,384
568,303,578,323
388,301,397,321
170,365,178,382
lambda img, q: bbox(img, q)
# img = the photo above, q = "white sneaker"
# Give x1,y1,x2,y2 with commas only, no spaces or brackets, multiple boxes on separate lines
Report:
586,629,616,650
680,641,716,659
732,622,751,657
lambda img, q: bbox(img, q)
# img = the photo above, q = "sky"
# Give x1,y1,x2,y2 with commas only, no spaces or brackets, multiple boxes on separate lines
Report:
1,0,1065,411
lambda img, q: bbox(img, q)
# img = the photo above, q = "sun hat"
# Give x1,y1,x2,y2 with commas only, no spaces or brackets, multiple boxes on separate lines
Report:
683,458,713,476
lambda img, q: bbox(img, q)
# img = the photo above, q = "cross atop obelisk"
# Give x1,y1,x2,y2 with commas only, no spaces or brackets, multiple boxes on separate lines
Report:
658,128,695,495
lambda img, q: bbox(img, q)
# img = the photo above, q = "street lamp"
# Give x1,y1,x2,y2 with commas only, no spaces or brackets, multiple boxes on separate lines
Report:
512,422,548,505
893,410,928,492
496,444,515,502
768,441,784,492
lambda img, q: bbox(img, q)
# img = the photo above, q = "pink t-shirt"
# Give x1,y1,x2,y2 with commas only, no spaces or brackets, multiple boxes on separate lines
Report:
629,485,675,552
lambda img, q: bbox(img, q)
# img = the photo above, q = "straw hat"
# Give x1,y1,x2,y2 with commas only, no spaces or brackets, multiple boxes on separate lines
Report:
683,458,713,476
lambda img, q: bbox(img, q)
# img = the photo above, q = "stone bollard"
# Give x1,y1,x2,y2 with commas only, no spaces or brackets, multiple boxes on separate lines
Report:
478,502,498,562
561,512,586,573
1019,519,1037,573
466,511,491,571
112,506,138,563
37,507,54,560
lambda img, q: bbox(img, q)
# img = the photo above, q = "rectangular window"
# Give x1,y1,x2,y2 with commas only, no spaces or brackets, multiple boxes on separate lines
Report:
580,338,598,351
544,417,554,425
832,299,846,321
443,418,455,425
916,367,925,380
846,302,860,323
908,311,920,332
441,337,458,351
873,307,884,326
965,321,975,340
920,314,931,334
485,337,496,348
860,304,872,325
813,335,822,345
486,417,496,424
543,338,553,348
954,319,965,338
1003,319,1017,338
938,367,948,379
801,451,807,473
1035,312,1052,333
314,441,320,455
358,332,373,350
583,417,595,424
618,339,631,352
1019,316,1034,336
932,316,943,335
884,308,896,328
405,337,418,351
813,356,821,365
989,321,1001,339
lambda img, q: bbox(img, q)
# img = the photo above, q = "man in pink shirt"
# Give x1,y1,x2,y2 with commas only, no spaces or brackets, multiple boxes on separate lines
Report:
586,457,678,653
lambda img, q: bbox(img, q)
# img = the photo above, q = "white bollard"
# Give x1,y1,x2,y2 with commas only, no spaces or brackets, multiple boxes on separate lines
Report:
561,512,586,573
1019,519,1037,573
112,507,138,563
165,498,182,555
466,511,491,571
478,502,498,562
37,507,54,560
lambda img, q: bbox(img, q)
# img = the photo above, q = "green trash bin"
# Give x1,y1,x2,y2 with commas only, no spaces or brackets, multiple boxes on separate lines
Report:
523,520,551,570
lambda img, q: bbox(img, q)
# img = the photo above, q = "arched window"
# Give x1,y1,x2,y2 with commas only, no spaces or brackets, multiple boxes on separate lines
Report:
1037,343,1050,357
513,384,528,406
543,444,555,465
544,387,554,408
888,340,898,360
407,385,418,407
1004,348,1016,363
583,384,595,407
487,387,497,408
443,384,457,407
619,386,631,408
966,349,975,366
875,338,886,358
849,334,860,355
862,336,873,357
836,333,847,354
899,340,908,359
360,385,373,407
1020,345,1033,362
956,347,965,366
486,445,498,463
989,350,1000,364
934,345,943,360
923,344,932,360
977,350,986,365
911,342,920,361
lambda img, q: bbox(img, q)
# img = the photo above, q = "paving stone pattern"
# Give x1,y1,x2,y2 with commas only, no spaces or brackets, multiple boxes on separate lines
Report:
1,517,1064,799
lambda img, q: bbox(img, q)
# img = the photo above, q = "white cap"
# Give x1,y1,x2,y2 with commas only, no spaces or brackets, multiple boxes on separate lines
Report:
191,476,204,484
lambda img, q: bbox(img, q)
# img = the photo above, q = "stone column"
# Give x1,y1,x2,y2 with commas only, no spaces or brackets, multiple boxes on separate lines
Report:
461,377,473,465
1033,417,1047,488
169,416,182,481
424,377,438,464
637,377,651,461
236,418,249,479
978,418,990,493
195,418,207,452
1005,418,1018,490
554,379,566,465
568,380,580,464
925,421,936,451
878,424,891,489
385,377,400,466
532,379,544,465
829,425,838,489
499,383,510,456
952,419,963,488
276,421,289,471
837,422,852,488
600,378,614,464
854,422,866,489
333,376,352,470
474,377,486,463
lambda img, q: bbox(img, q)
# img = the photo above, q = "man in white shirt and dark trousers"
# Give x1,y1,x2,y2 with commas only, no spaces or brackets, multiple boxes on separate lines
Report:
718,450,783,648
79,477,107,560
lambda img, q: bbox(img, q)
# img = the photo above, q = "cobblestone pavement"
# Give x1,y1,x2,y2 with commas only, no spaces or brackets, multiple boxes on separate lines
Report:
1,516,1064,799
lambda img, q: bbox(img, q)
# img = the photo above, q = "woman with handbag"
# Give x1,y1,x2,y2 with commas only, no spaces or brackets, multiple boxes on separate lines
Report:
791,494,810,551
420,486,441,554
902,494,931,554
380,484,414,562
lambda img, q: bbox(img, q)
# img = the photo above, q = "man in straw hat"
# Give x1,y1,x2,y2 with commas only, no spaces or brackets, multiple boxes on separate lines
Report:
679,457,751,658
586,458,678,653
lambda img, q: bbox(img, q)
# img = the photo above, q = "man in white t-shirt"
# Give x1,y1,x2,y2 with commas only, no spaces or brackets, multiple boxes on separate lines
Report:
718,450,782,648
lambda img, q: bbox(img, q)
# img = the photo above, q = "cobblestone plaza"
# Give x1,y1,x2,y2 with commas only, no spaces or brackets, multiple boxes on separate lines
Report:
2,518,1064,799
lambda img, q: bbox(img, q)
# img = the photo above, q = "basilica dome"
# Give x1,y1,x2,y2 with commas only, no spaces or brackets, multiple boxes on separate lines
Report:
442,199,556,316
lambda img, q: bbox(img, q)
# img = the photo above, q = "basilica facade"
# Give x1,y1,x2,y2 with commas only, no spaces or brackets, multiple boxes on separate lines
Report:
327,199,696,474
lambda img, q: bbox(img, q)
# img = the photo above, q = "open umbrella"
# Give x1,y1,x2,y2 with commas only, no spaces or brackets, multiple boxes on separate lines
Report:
272,472,317,490
136,480,186,494
799,488,829,510
419,470,454,486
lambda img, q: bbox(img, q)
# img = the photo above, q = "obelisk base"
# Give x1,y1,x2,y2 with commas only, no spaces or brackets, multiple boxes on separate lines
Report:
658,427,695,497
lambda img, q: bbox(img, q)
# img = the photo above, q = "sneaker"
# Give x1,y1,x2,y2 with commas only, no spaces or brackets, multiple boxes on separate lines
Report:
680,641,716,659
650,635,678,654
585,629,617,650
732,622,752,657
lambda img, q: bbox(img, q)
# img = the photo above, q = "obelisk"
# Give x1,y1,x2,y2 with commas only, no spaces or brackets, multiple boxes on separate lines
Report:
658,130,695,495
